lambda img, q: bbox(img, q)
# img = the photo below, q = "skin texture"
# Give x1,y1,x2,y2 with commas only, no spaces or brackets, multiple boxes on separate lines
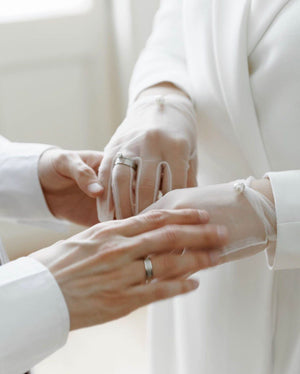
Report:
31,209,228,330
38,148,104,226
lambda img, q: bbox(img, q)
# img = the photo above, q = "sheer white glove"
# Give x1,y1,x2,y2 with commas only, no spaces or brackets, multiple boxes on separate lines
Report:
97,94,198,221
144,178,277,263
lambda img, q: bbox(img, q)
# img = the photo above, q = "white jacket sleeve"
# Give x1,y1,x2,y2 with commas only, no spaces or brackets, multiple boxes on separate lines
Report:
0,136,70,373
0,256,69,374
129,0,191,104
264,171,300,270
0,135,63,229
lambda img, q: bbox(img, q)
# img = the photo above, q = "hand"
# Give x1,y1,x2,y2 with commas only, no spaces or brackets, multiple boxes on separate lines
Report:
31,209,228,330
38,148,103,226
143,179,276,263
97,89,198,221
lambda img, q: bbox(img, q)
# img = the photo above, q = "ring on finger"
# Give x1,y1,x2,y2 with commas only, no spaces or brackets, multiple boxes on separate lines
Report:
114,153,138,171
144,256,154,283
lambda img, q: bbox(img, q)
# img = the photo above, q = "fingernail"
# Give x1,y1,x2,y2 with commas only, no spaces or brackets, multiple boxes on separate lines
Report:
198,210,209,221
88,183,103,194
209,250,222,266
190,279,200,289
217,226,228,242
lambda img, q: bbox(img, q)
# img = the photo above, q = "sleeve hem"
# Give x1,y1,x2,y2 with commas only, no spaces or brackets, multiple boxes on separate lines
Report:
0,257,69,373
265,171,300,270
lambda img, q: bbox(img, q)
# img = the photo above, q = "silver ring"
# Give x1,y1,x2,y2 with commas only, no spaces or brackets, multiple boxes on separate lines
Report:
144,257,153,282
114,153,137,171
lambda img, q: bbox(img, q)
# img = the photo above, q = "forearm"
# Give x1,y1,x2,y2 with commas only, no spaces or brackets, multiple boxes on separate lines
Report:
250,177,274,205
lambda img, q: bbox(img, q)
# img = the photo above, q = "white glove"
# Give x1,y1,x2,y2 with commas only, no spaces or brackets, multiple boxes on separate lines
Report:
143,177,277,263
97,94,198,221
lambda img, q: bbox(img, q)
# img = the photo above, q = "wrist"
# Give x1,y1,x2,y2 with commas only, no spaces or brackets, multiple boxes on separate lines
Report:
250,178,275,204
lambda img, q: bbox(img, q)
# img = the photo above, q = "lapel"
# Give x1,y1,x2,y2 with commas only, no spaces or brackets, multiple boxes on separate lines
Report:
211,0,271,176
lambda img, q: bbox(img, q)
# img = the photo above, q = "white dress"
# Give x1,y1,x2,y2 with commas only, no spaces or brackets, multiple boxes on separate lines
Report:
129,1,300,373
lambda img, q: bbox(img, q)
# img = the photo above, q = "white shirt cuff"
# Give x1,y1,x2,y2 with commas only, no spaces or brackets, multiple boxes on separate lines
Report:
265,170,300,269
0,257,70,374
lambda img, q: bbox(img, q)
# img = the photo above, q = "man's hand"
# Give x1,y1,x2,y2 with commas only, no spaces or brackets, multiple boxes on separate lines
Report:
31,209,227,330
38,148,103,226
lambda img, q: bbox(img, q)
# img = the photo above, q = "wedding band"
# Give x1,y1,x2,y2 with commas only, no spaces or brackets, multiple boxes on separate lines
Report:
114,153,137,171
144,257,153,282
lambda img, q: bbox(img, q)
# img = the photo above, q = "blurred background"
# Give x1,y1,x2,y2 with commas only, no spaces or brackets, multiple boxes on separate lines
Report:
0,0,160,372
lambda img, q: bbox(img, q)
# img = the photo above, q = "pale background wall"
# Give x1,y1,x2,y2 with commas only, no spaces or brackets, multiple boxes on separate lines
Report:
0,0,160,373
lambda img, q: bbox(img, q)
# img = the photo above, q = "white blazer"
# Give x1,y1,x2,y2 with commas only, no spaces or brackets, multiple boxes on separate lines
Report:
129,1,300,373
0,137,69,374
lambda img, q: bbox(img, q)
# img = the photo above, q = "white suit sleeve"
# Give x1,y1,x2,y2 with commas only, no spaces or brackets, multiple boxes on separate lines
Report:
129,0,191,104
265,171,300,270
0,256,69,374
0,135,63,229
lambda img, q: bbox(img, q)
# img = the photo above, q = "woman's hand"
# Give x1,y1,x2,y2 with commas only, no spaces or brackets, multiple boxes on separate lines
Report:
31,209,228,330
143,180,276,263
38,148,103,226
97,85,198,221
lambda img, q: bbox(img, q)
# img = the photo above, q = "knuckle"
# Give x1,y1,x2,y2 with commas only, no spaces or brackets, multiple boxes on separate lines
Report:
56,150,73,166
77,163,90,175
162,225,179,244
172,138,189,154
144,128,164,143
91,222,113,236
143,210,167,225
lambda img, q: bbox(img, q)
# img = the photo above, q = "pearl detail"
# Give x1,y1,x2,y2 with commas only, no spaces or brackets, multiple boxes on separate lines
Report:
233,181,246,193
155,95,165,108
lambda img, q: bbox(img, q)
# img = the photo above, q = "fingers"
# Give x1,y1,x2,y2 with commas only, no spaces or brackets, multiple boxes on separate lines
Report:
131,223,228,259
127,279,199,307
187,158,198,188
78,151,104,173
57,152,103,198
122,250,221,287
135,160,162,213
97,154,115,221
161,161,188,195
114,209,210,237
112,164,134,219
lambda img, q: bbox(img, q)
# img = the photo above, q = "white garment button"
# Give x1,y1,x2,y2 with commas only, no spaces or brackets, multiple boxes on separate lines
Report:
155,95,165,108
233,181,246,193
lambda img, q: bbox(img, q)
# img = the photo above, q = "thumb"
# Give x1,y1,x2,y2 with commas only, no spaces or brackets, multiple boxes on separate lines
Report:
65,153,104,198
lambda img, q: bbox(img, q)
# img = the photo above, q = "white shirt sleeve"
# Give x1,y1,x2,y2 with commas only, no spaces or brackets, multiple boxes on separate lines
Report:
0,136,70,372
0,135,63,229
0,257,69,374
265,171,300,270
129,0,191,104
